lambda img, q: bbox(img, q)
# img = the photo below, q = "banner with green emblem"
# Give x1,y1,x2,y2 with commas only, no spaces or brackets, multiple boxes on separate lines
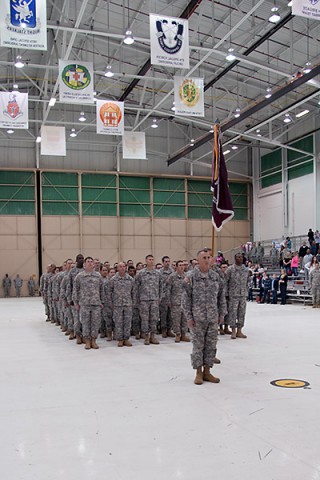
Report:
59,60,94,104
174,76,204,117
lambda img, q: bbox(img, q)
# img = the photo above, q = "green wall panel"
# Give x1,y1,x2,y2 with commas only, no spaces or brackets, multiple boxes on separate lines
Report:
120,176,150,189
0,185,34,200
153,178,184,191
0,171,34,185
82,203,117,216
261,149,282,188
188,206,211,219
42,186,78,201
154,205,185,218
188,180,211,193
120,204,150,217
82,189,116,202
119,190,150,203
0,170,35,215
82,173,116,187
41,172,79,215
42,172,78,186
288,161,313,181
42,202,79,215
188,192,211,207
0,201,35,215
153,191,185,205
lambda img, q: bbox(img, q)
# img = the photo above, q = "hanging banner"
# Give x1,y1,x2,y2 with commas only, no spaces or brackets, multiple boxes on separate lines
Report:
174,76,204,117
123,132,146,159
41,126,66,156
292,0,320,19
0,92,28,129
150,14,189,69
0,0,47,50
96,100,124,135
59,60,94,104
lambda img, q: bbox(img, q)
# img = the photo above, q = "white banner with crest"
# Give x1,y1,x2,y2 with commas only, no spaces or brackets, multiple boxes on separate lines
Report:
123,132,146,159
292,0,320,19
174,76,204,117
0,92,28,129
150,14,189,69
0,0,47,50
96,100,124,135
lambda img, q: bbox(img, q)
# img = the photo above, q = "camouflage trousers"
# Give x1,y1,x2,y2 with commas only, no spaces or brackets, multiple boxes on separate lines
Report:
4,287,10,297
48,299,54,321
171,305,187,335
132,307,141,334
52,301,59,323
102,305,113,334
113,306,132,340
159,303,171,331
190,317,218,369
80,305,101,340
227,296,247,328
43,298,49,319
15,287,21,297
312,288,320,306
72,305,82,336
139,300,159,335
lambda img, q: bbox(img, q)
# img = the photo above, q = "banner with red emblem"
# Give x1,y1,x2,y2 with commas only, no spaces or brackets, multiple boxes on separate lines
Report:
96,100,124,135
0,91,28,129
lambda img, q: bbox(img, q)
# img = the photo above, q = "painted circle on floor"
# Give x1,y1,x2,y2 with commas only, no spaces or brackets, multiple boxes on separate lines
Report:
270,379,310,388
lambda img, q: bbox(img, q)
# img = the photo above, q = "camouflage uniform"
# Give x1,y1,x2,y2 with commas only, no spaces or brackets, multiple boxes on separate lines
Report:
182,268,226,369
27,278,35,296
159,266,173,332
59,272,71,329
134,268,163,335
166,271,187,335
225,264,249,328
40,272,50,320
107,272,134,341
66,266,84,336
269,247,279,268
2,276,11,297
52,272,63,324
249,245,257,263
14,276,23,297
310,270,320,306
73,271,103,340
101,276,113,337
44,272,54,321
256,244,265,264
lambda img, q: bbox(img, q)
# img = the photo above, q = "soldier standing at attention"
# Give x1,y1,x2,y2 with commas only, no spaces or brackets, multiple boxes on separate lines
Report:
2,274,12,297
66,254,84,342
108,262,134,347
73,256,103,350
159,255,174,338
59,259,73,333
256,242,265,265
182,248,226,385
14,274,23,297
27,276,35,296
225,253,250,339
166,260,190,343
40,265,53,321
135,254,163,346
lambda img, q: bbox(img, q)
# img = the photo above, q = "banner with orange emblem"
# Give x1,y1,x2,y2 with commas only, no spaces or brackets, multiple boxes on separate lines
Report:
96,100,124,135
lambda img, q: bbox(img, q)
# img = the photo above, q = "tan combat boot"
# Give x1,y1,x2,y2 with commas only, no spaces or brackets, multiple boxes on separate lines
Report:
194,367,203,385
123,339,132,347
167,329,175,338
175,334,181,343
69,332,75,340
135,332,141,340
84,338,91,350
144,334,150,345
118,340,124,347
219,325,225,335
65,330,70,336
106,332,112,341
213,357,221,364
236,327,247,339
224,325,232,335
76,335,82,345
150,333,159,344
181,333,190,342
100,332,106,338
91,338,99,349
203,366,220,383
61,325,67,332
231,327,237,339
161,329,167,338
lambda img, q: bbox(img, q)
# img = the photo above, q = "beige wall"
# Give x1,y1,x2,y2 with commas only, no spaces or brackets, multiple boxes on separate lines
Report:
0,216,38,297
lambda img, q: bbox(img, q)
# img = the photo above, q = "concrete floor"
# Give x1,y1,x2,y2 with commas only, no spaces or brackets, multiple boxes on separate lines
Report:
1,297,319,480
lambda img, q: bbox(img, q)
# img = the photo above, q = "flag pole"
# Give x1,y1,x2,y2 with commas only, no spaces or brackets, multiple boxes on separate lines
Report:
211,119,220,257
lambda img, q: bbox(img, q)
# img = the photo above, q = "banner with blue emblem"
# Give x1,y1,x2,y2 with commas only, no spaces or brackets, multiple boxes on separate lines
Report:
0,91,29,129
292,0,320,19
150,14,189,69
0,0,47,50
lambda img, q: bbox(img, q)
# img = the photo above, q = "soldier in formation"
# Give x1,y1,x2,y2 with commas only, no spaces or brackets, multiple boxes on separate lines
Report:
28,276,36,296
14,274,23,297
66,254,84,342
159,256,174,338
166,260,190,343
2,274,11,297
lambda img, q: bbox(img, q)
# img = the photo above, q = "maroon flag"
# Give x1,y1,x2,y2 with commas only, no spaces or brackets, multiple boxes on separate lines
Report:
211,124,234,231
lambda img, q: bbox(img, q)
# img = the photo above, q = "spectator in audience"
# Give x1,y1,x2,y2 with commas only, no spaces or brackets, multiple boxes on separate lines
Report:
299,242,309,267
303,249,313,280
283,251,292,276
269,242,278,268
291,251,299,276
271,274,279,304
286,236,292,251
261,272,271,304
308,228,315,246
279,269,288,305
310,240,318,257
315,230,320,254
256,242,264,264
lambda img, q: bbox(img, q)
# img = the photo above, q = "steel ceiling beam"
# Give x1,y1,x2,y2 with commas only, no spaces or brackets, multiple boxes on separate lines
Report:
118,0,203,102
167,64,320,166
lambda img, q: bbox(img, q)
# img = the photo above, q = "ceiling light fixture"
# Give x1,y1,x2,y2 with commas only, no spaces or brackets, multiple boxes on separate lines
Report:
171,102,176,111
288,1,293,7
79,112,86,122
256,129,262,137
296,109,310,118
226,47,236,62
269,6,281,23
224,150,231,155
151,119,158,129
265,87,272,99
190,138,195,146
15,55,24,68
303,61,312,74
7,129,14,134
231,145,238,150
234,107,241,118
209,127,214,133
48,97,56,107
123,29,134,45
70,128,77,138
36,136,41,143
104,65,114,77
284,113,292,124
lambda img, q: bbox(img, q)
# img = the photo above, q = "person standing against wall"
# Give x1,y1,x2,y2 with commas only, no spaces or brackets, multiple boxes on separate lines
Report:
14,274,23,297
27,276,35,296
279,269,288,305
2,274,12,297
